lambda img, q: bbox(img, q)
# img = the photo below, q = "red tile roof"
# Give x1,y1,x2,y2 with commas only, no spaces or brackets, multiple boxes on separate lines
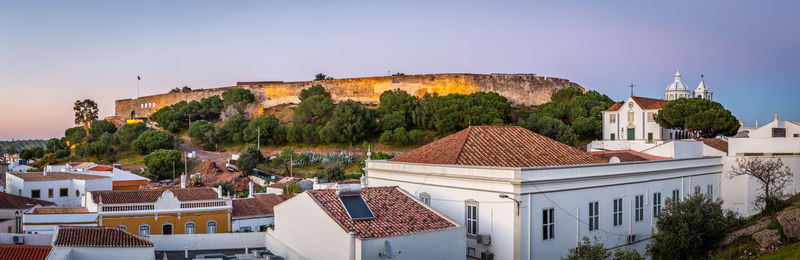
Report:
0,192,55,209
589,149,671,162
306,186,458,239
389,126,605,167
91,187,220,204
232,194,293,218
605,97,670,111
72,162,96,170
8,172,108,181
31,207,89,214
697,138,729,153
0,244,52,260
604,102,622,112
87,165,113,171
54,226,153,247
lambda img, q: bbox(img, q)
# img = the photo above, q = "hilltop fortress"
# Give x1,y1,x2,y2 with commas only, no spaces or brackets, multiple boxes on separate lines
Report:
115,73,584,119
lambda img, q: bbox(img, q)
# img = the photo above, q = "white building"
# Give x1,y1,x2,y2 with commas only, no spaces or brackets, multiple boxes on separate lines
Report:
23,207,97,234
269,185,465,260
721,117,800,216
5,172,111,206
0,192,55,233
48,226,155,260
231,193,292,232
366,126,722,259
45,163,150,190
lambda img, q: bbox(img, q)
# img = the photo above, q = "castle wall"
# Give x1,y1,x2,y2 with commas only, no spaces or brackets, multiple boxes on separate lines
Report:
115,73,583,119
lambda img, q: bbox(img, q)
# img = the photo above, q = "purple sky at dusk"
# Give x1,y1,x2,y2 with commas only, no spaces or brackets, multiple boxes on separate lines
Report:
1,1,798,140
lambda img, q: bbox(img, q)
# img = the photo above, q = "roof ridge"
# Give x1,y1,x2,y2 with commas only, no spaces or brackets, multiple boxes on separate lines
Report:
452,126,473,164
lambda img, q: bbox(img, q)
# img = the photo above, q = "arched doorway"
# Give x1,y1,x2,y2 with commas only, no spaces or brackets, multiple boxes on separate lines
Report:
130,110,136,120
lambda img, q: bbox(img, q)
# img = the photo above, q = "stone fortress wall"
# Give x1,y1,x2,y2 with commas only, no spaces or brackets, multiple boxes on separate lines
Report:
115,73,584,119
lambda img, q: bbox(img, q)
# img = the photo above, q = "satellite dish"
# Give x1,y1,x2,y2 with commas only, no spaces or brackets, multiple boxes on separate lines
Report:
384,240,395,258
609,156,621,163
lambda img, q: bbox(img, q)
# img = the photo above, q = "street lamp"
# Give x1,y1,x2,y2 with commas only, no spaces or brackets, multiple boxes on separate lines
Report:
15,210,21,233
499,194,520,216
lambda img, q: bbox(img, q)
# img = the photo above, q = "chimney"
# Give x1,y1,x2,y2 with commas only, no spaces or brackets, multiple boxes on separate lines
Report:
180,174,186,189
215,186,222,198
43,171,47,176
248,181,254,198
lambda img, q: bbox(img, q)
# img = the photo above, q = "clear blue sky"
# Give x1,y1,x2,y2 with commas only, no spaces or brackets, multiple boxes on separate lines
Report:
1,1,798,140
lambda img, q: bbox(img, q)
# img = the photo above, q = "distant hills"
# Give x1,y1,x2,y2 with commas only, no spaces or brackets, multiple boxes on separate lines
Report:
0,139,47,154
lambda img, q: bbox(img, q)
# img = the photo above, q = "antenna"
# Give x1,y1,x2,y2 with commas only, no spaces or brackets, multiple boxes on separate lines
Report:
383,240,396,258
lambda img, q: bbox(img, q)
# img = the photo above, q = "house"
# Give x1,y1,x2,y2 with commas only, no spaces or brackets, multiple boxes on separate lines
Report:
269,185,465,260
5,172,112,206
45,163,150,190
23,207,97,234
48,226,155,260
0,192,55,233
0,244,51,260
365,126,722,259
721,116,800,216
232,193,293,232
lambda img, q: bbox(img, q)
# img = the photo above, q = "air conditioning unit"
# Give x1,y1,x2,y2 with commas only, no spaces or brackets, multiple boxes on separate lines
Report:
626,234,636,244
13,235,24,244
480,251,494,260
476,233,491,245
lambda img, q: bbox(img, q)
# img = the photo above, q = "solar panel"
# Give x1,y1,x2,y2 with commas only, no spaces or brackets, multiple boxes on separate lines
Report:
339,195,375,220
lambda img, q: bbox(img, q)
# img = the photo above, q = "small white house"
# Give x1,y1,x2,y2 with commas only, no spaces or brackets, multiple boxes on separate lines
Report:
49,226,155,260
23,207,97,234
0,192,55,233
5,172,111,206
366,126,722,259
231,193,293,232
270,185,465,260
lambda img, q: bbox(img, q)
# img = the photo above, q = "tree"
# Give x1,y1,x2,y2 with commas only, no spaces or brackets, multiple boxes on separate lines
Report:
19,149,34,160
74,99,98,132
293,95,334,126
729,157,793,213
325,165,346,182
237,145,265,175
64,126,87,146
411,93,436,130
213,181,233,196
45,138,65,154
391,72,405,76
314,73,333,81
221,88,256,108
282,182,303,195
188,120,217,150
378,89,415,116
181,86,192,92
243,115,286,145
117,123,147,149
380,111,406,131
319,100,378,145
647,193,736,260
221,114,248,143
199,95,224,120
143,149,182,180
150,106,183,133
83,133,115,159
299,84,331,101
654,98,739,138
566,236,644,260
520,116,578,146
89,120,117,138
131,130,175,155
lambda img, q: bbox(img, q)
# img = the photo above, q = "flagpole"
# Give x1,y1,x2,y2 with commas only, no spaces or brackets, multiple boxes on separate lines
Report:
137,76,140,98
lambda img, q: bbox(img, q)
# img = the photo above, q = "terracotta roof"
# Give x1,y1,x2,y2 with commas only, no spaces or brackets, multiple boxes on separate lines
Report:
72,162,96,170
54,226,153,247
604,102,622,112
306,186,458,239
589,149,671,162
0,192,55,209
697,138,729,153
232,194,293,218
389,126,605,167
8,172,109,181
91,187,220,204
631,96,670,110
0,244,52,260
31,206,89,214
87,165,113,171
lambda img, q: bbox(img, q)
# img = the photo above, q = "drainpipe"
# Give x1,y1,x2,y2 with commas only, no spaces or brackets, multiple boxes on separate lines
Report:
248,181,253,198
349,232,356,260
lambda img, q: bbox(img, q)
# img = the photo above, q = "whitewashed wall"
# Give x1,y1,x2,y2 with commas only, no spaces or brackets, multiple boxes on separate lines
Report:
146,232,265,251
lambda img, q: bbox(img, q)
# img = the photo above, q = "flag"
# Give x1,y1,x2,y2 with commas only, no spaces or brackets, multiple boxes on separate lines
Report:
137,75,141,80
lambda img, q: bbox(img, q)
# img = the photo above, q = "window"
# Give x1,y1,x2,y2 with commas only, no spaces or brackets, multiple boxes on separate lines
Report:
185,223,195,234
794,134,799,138
613,198,623,226
419,192,431,205
610,133,615,140
707,184,713,198
588,202,599,231
31,190,41,199
772,128,787,138
647,133,653,143
669,94,674,99
672,189,680,202
18,189,21,195
75,190,80,197
628,110,634,122
634,195,644,222
139,225,150,236
239,226,252,232
118,225,127,231
647,112,654,122
60,188,68,197
207,221,217,234
694,186,701,194
542,208,555,240
48,189,54,198
653,192,662,217
609,114,616,123
162,223,173,235
465,201,478,237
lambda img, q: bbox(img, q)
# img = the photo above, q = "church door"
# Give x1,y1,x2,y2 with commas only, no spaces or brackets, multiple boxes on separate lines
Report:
627,128,635,140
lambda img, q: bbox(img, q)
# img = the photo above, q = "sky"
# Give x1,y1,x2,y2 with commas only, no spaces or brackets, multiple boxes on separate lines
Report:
1,1,798,140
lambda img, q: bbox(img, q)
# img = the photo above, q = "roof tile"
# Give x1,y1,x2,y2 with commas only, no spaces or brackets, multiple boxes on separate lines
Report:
91,187,220,204
54,226,153,247
232,194,293,218
0,192,55,209
31,207,89,214
0,244,51,260
8,172,108,181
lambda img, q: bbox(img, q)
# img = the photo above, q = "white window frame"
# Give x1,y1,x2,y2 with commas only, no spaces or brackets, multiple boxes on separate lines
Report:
588,201,599,231
543,208,555,240
653,192,662,217
185,222,195,234
419,192,431,205
609,114,616,123
613,198,623,227
635,195,644,222
694,186,701,195
465,200,479,237
139,224,150,236
672,189,680,202
207,220,217,234
707,184,713,198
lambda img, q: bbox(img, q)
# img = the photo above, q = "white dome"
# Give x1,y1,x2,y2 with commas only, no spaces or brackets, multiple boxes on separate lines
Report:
665,70,689,91
695,75,709,91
